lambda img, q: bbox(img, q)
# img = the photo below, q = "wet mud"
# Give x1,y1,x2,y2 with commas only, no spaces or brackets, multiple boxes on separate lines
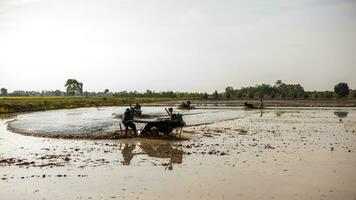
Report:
1,107,356,199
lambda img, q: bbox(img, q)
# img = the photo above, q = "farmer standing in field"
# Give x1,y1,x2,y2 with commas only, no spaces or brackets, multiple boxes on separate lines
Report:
122,108,137,136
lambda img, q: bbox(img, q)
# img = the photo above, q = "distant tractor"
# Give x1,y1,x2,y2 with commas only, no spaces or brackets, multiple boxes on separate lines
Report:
178,100,195,110
244,99,264,109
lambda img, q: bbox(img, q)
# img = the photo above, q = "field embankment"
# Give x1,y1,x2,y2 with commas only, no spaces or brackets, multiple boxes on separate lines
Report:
0,97,175,114
1,97,356,114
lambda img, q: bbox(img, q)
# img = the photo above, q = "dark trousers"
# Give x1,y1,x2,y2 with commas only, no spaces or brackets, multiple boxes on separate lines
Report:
124,121,137,135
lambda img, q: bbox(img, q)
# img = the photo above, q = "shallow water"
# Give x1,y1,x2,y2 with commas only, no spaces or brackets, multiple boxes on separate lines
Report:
7,106,248,138
1,108,356,200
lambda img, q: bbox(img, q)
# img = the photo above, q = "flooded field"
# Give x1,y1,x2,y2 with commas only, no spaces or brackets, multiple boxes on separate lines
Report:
1,107,356,200
6,107,248,138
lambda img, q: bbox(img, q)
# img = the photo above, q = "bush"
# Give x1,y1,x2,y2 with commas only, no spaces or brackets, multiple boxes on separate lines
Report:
334,82,350,97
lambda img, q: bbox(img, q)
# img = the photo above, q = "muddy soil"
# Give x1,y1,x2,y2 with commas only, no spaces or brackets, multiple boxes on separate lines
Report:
1,107,356,200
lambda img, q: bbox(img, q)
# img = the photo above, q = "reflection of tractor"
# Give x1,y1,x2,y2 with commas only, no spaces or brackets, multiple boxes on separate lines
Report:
140,143,183,170
120,143,183,170
138,108,186,138
139,143,183,164
334,111,348,118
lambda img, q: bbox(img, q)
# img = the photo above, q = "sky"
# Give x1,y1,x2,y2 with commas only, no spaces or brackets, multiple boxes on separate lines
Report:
0,0,355,92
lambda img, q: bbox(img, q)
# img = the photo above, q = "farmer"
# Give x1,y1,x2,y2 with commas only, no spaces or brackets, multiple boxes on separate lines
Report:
186,101,191,109
134,102,142,116
122,108,137,136
258,98,264,109
134,102,141,110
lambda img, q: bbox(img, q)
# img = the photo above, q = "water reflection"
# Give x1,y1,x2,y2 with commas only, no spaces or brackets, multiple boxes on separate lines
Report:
334,111,348,118
121,143,183,170
121,144,136,165
275,110,300,117
275,111,284,117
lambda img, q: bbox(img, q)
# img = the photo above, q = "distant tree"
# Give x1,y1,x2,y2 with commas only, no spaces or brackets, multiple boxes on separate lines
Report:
350,90,356,98
244,91,253,98
53,90,62,96
281,93,286,99
203,93,209,99
224,86,234,99
275,80,282,86
145,90,153,97
273,80,304,98
104,89,109,94
324,91,334,98
236,92,243,99
213,90,219,99
292,92,298,98
334,82,350,97
1,88,7,96
313,93,319,99
65,79,83,96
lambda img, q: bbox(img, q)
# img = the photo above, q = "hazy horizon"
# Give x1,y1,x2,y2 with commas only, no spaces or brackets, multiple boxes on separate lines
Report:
1,0,356,93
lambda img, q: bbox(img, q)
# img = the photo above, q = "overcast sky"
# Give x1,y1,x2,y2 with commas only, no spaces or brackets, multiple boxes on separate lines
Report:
0,0,355,92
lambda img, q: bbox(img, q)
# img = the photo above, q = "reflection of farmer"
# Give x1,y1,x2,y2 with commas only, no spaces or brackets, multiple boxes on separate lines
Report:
122,108,137,136
121,144,136,165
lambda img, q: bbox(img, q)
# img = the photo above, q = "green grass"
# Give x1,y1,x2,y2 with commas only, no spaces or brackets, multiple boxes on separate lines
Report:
0,96,175,114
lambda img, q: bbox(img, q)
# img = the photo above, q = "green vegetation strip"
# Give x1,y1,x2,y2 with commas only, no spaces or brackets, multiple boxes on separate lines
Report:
0,97,175,114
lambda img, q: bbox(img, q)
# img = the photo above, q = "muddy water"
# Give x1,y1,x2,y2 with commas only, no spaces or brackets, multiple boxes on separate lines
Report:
7,107,248,138
1,108,356,200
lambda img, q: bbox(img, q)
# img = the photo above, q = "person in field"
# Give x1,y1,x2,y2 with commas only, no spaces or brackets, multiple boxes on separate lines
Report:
122,108,137,136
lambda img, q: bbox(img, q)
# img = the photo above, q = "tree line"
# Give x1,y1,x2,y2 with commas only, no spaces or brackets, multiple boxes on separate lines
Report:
222,81,354,99
1,79,355,99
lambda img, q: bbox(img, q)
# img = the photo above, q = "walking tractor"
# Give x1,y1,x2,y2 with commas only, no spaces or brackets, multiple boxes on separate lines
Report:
136,108,186,138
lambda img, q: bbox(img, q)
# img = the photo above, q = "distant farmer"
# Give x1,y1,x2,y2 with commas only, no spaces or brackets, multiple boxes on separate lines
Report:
179,100,193,109
186,101,191,109
134,102,142,116
122,108,137,136
258,98,264,109
135,102,141,110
